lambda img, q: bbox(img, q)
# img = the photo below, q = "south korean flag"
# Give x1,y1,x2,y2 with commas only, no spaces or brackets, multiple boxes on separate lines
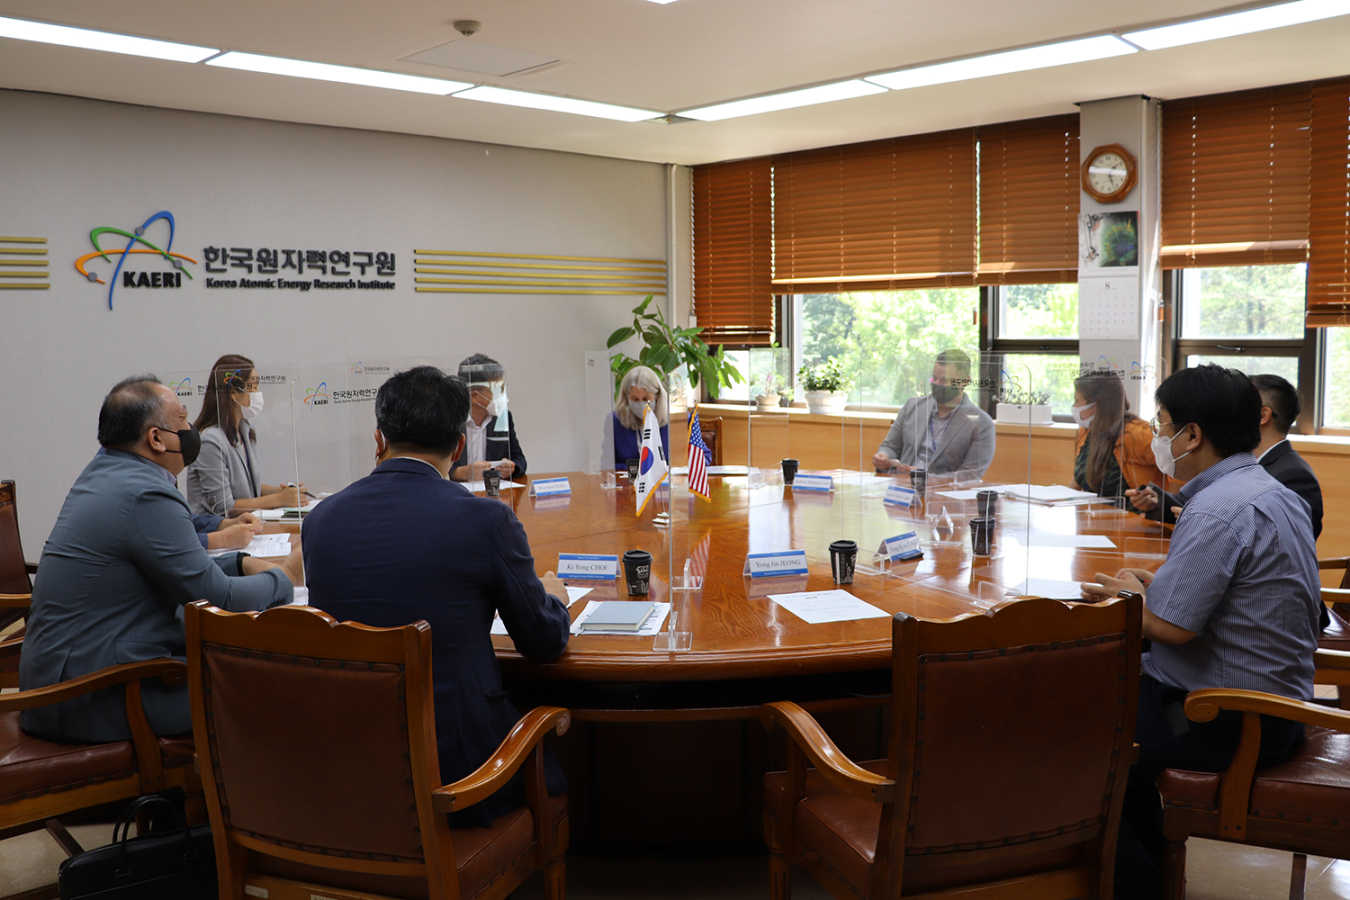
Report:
633,404,668,516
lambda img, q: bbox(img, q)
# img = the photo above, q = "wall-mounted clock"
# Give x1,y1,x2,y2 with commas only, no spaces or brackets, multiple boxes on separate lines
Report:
1081,143,1138,204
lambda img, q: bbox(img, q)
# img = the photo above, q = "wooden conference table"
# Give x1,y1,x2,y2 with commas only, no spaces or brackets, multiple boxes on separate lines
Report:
484,469,1170,851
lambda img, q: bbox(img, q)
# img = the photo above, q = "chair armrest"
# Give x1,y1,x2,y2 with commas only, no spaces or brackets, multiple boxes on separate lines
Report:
0,593,31,608
431,706,570,813
1315,648,1350,673
1318,557,1350,571
0,658,187,712
1187,687,1350,733
24,562,37,575
760,701,897,803
1322,588,1350,604
0,636,19,661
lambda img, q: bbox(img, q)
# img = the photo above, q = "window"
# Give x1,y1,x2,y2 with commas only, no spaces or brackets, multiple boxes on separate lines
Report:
998,283,1078,340
1323,332,1350,429
986,283,1080,416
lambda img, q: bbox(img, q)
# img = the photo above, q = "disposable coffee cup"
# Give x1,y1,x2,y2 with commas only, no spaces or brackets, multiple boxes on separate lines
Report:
970,517,994,556
829,540,858,585
626,459,640,481
623,549,653,596
781,458,799,485
910,467,928,495
482,468,501,497
976,490,997,517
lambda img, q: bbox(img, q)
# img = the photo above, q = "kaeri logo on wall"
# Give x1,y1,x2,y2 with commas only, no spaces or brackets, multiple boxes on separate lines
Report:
74,211,197,310
168,377,194,398
304,383,330,407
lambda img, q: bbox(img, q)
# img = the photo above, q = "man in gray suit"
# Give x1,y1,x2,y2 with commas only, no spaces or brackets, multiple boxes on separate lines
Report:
20,376,299,743
872,349,996,479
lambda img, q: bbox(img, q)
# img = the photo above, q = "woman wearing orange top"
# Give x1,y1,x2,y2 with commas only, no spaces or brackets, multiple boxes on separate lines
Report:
1069,373,1162,512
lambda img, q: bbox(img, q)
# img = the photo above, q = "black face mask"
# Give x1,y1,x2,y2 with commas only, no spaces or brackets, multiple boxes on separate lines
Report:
160,426,202,466
931,381,962,404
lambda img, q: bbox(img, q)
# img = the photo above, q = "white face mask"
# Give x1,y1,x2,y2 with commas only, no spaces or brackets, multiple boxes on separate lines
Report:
628,399,649,419
1151,425,1193,478
239,391,264,419
1070,403,1095,429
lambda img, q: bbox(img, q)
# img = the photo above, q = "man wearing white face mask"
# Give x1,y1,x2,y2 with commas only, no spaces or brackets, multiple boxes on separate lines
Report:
1079,364,1319,900
449,353,527,483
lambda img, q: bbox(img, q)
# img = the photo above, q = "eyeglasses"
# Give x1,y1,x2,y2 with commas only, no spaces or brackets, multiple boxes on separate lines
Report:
1148,417,1188,436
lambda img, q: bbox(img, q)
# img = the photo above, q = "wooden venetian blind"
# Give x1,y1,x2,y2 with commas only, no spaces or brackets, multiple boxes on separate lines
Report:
977,115,1080,284
1161,83,1312,268
1308,77,1350,327
692,157,774,345
771,129,977,292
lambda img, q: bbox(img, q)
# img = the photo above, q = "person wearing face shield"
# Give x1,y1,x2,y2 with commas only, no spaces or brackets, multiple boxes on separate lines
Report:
1079,364,1319,900
611,365,669,470
19,376,298,744
1068,372,1162,512
871,349,996,479
450,353,527,483
185,353,306,516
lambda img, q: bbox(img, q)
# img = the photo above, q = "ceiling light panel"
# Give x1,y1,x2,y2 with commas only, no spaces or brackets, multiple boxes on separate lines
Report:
1122,0,1350,49
866,35,1136,91
453,86,660,122
681,80,886,122
207,51,470,95
0,15,217,63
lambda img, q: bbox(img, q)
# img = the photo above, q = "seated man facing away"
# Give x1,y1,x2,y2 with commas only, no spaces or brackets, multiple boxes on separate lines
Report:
450,352,527,483
21,376,298,743
1082,364,1320,900
872,349,996,479
302,366,570,828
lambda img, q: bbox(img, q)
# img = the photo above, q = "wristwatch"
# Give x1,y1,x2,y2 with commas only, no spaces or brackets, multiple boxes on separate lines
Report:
1117,589,1142,602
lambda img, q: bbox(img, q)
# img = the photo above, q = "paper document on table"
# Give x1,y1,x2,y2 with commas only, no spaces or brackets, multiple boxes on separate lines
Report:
208,533,291,558
491,586,590,636
767,590,889,625
1005,485,1099,504
1011,578,1089,599
569,601,670,636
1008,534,1117,550
934,485,1011,501
467,480,525,492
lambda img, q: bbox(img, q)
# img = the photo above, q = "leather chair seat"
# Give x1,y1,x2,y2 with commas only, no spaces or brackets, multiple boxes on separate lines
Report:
1159,726,1350,826
1319,613,1350,653
254,794,569,900
765,761,888,897
0,710,133,804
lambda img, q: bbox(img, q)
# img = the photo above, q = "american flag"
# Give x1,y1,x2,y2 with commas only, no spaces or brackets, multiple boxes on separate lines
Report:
687,405,711,501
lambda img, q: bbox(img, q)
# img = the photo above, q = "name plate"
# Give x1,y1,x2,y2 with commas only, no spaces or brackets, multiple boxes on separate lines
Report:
558,553,618,581
791,474,833,492
883,485,918,507
743,550,809,578
529,477,571,496
876,532,923,562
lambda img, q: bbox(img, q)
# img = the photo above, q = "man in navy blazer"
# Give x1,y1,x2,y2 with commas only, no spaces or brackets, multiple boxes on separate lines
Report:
302,366,570,828
450,353,527,483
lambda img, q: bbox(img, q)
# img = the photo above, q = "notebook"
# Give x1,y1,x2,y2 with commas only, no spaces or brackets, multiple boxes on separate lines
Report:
578,600,657,633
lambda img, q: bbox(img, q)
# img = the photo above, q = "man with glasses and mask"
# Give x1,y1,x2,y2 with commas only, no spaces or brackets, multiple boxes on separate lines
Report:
872,349,995,479
450,353,527,483
20,376,300,744
1080,364,1319,900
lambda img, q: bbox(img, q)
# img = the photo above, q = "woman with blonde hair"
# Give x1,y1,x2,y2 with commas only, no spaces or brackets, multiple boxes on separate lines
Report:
1070,371,1162,512
611,365,669,470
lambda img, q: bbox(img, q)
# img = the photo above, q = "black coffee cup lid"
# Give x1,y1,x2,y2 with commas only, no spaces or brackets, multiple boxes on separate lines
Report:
829,540,858,552
623,549,652,560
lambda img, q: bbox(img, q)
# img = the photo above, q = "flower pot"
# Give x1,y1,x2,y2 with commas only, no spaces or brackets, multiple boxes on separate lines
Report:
995,402,1053,426
805,390,848,415
779,396,794,408
753,393,780,410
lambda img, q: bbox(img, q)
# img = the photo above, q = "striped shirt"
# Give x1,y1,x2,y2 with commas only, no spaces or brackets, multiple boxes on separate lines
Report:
1143,452,1319,700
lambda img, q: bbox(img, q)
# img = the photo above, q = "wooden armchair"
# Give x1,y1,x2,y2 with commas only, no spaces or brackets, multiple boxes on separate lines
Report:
0,656,198,899
1158,648,1350,900
0,480,37,654
1314,557,1350,707
700,416,724,467
761,595,1143,900
184,601,570,900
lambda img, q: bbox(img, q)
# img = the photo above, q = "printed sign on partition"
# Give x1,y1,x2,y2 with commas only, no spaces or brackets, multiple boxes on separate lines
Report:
743,550,809,578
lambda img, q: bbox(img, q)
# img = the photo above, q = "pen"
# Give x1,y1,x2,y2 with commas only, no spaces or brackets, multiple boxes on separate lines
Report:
285,482,318,500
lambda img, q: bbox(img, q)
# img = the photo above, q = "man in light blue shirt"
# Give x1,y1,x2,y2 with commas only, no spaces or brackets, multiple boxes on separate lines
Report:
1083,364,1318,900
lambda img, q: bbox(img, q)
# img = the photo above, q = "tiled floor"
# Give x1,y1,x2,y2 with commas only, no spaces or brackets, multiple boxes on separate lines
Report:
2,825,1347,899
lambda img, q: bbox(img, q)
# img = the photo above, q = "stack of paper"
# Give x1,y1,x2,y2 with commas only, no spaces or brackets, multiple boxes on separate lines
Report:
767,590,889,625
208,533,292,558
1005,485,1100,505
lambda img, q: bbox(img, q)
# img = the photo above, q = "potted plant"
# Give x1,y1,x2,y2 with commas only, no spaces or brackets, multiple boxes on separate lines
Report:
752,371,784,410
606,296,743,398
797,359,851,415
994,386,1053,425
778,386,795,408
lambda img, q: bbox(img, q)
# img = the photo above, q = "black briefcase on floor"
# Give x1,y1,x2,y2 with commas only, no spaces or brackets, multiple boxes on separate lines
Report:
57,794,217,900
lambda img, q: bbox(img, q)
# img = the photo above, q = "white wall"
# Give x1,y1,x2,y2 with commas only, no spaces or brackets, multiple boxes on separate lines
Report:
0,90,670,546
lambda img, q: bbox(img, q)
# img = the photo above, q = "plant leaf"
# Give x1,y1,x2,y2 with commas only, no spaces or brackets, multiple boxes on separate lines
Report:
606,326,636,349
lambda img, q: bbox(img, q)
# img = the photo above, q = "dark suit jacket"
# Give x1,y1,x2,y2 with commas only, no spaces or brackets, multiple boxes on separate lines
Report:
301,458,569,826
450,411,527,478
1261,441,1323,540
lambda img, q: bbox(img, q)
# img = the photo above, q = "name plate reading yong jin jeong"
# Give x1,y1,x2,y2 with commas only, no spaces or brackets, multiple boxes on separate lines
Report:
876,532,923,562
791,474,833,492
529,477,571,497
558,554,618,581
743,550,810,578
883,485,918,507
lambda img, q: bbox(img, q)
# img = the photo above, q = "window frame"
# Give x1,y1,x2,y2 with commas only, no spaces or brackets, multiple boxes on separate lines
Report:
982,284,1080,422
